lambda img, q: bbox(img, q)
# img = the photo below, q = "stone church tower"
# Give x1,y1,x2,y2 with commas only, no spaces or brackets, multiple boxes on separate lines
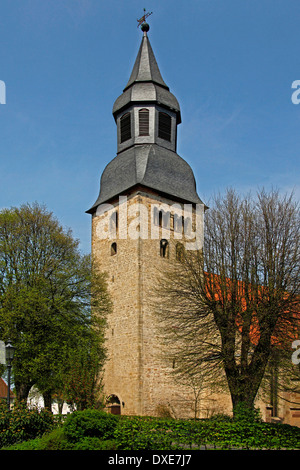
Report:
87,23,208,417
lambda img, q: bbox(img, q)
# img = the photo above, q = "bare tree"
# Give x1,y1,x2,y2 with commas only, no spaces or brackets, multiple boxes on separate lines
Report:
154,188,300,415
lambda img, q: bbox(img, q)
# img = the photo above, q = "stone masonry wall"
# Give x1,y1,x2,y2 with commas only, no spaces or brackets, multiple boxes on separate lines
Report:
91,189,233,418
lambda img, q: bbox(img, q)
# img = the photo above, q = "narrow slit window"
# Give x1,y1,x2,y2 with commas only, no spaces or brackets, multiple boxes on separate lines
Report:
176,242,185,262
160,239,169,258
111,242,117,256
109,211,118,236
158,112,171,141
139,108,149,136
158,210,163,227
120,112,131,143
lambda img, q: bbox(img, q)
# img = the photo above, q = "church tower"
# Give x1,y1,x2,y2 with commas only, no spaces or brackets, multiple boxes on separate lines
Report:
87,22,205,417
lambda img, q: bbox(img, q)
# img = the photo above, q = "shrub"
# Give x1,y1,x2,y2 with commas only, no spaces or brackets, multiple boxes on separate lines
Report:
2,439,43,450
114,416,178,450
72,437,117,450
3,407,300,451
233,402,262,423
113,415,300,450
63,409,118,443
35,427,72,450
209,413,232,422
0,400,55,448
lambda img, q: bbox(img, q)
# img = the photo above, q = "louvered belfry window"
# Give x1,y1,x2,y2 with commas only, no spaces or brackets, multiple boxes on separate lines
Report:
158,112,171,141
120,112,131,143
139,108,149,136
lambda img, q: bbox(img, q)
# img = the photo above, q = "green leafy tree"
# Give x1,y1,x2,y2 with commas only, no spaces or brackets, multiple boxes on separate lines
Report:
0,203,110,407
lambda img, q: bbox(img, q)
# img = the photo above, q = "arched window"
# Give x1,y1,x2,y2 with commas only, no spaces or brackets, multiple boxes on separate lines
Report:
158,112,171,141
106,395,121,415
139,108,149,136
153,208,170,229
159,210,170,228
176,242,185,262
160,239,169,258
111,242,117,256
120,112,131,143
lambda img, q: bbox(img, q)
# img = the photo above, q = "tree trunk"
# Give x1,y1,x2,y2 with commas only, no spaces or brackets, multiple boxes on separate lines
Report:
270,352,279,417
227,363,268,417
43,391,52,412
15,380,33,402
57,399,64,414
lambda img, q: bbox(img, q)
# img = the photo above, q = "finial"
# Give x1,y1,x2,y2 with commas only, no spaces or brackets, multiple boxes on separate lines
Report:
141,22,150,33
137,8,152,32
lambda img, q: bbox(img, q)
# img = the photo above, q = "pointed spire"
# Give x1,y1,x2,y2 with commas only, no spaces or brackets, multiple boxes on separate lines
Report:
123,25,169,92
112,25,181,122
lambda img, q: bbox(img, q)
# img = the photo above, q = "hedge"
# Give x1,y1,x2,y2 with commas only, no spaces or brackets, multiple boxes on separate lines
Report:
2,407,300,451
113,416,300,450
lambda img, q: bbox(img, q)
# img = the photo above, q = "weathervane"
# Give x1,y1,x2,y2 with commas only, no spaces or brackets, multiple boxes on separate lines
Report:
137,8,153,28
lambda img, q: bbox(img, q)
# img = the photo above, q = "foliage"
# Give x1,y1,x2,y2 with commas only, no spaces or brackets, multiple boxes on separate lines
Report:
2,438,43,450
62,354,102,411
3,433,117,451
2,428,71,450
0,400,54,448
63,409,118,442
114,416,177,450
2,409,118,450
61,266,111,410
2,408,300,451
0,203,111,406
72,437,117,450
232,402,262,423
113,415,300,450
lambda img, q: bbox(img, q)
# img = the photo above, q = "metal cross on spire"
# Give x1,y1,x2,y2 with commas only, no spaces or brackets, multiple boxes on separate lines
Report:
137,8,153,28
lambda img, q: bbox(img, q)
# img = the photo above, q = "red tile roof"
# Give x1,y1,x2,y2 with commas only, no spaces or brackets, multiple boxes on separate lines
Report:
0,377,14,399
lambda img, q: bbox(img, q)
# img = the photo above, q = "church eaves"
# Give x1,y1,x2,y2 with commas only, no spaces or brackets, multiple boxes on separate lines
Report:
87,144,202,213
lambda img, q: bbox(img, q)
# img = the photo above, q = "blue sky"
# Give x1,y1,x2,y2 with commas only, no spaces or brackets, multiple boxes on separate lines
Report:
0,0,299,254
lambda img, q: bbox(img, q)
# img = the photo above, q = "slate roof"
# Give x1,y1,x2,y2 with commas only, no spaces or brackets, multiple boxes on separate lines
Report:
112,32,181,123
124,31,168,91
87,144,203,213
